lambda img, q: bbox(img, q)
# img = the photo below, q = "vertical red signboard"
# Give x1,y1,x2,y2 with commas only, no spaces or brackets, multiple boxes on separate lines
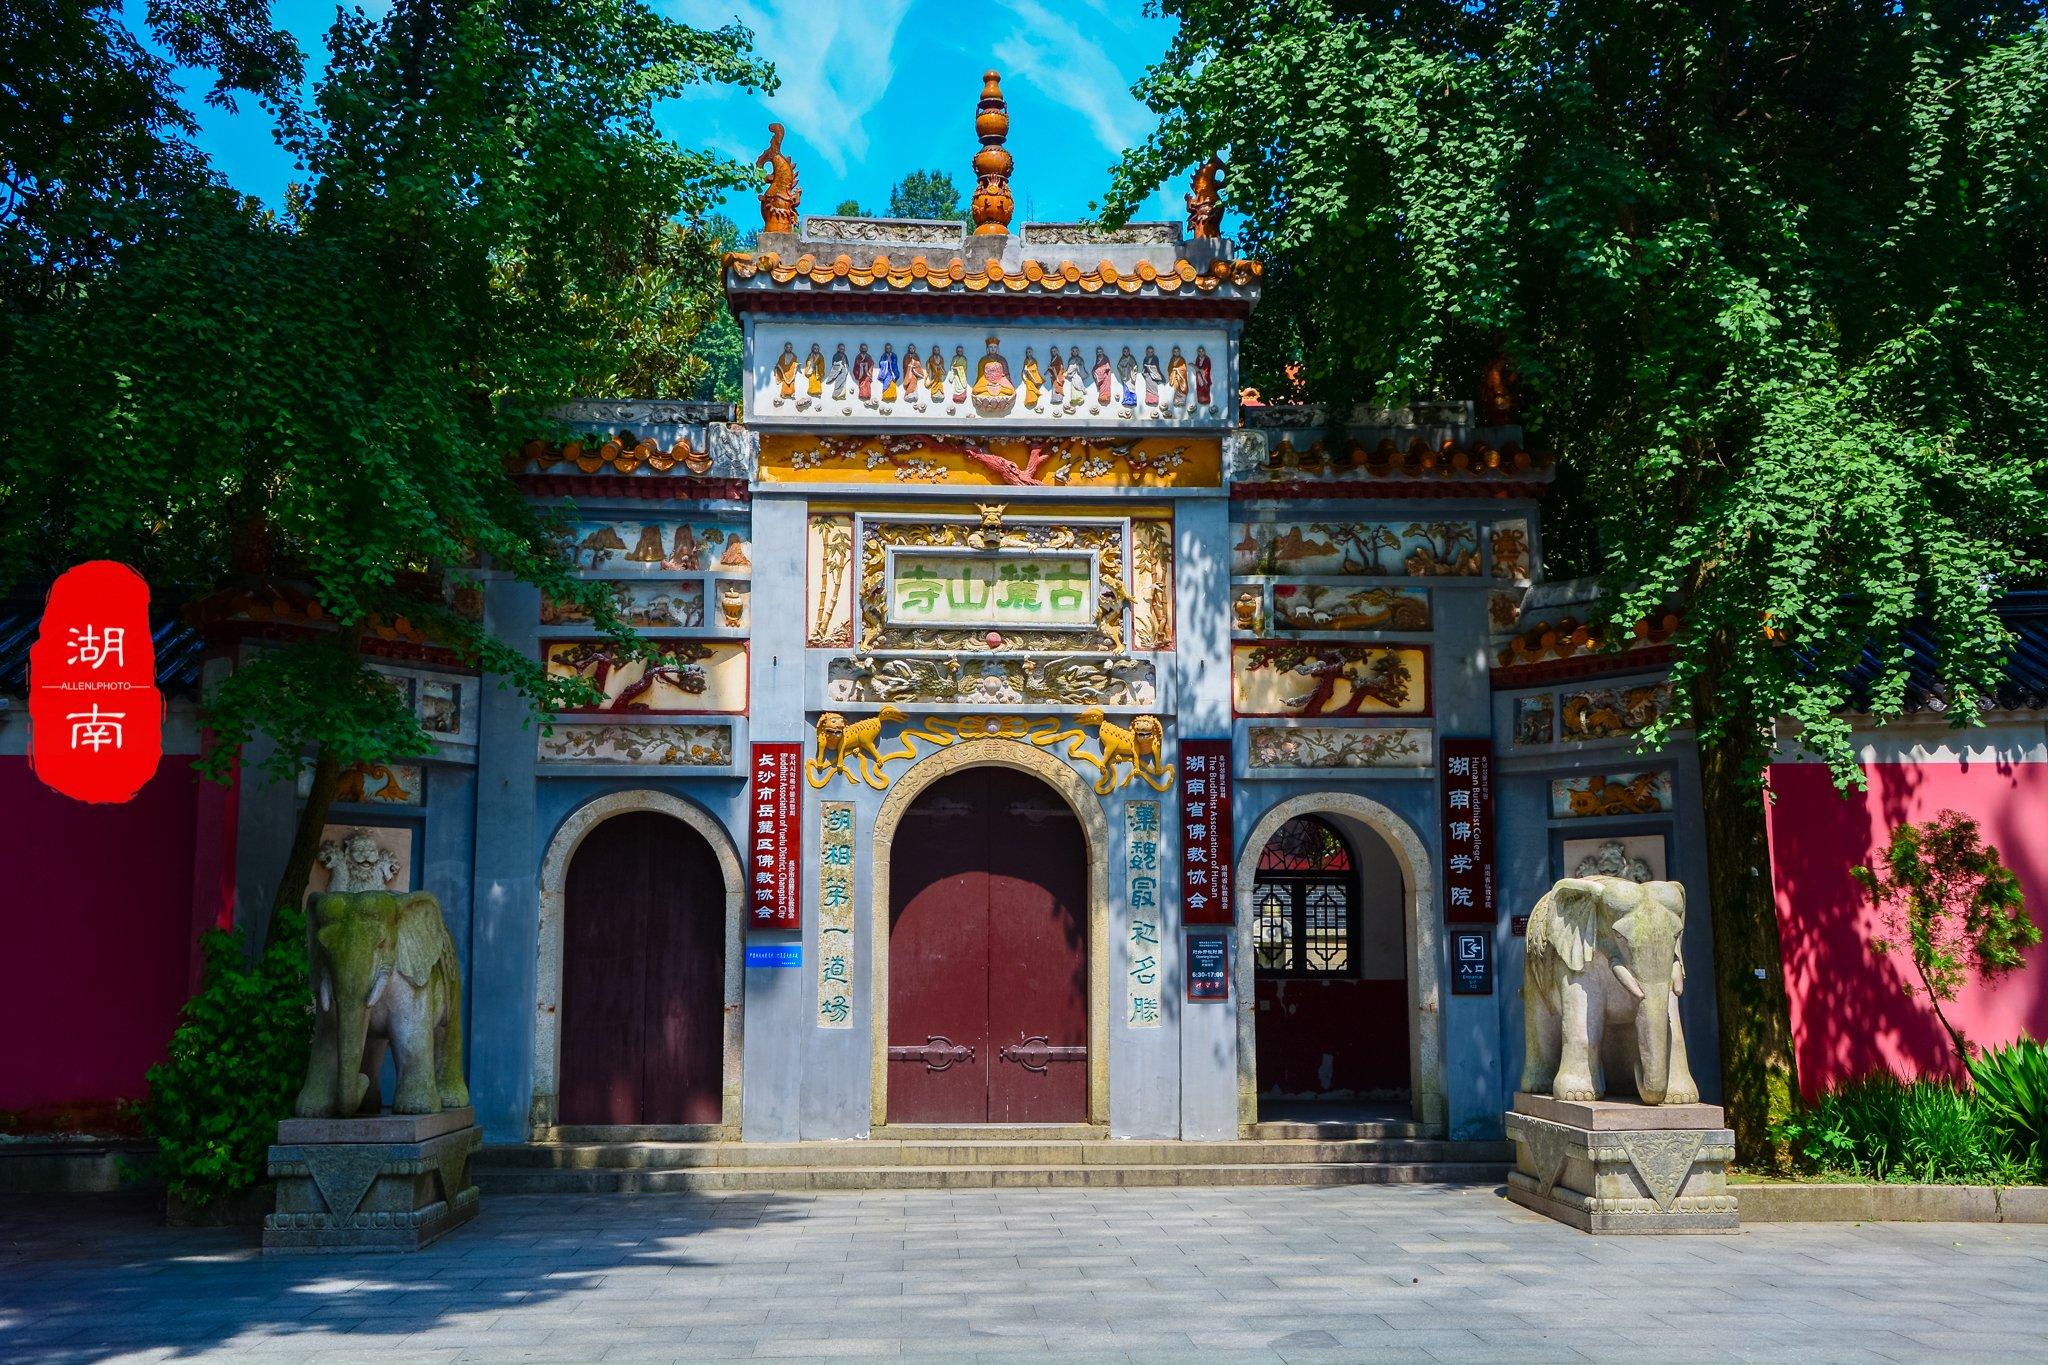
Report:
28,562,163,803
748,741,802,929
1440,738,1495,924
1179,739,1234,925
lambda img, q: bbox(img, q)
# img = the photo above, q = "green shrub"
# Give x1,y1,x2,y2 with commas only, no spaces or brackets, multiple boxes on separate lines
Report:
1771,1073,2030,1185
1969,1037,2048,1181
139,907,312,1207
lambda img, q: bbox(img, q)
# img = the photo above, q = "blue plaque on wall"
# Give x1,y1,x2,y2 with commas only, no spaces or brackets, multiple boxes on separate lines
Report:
1451,930,1492,995
745,942,802,969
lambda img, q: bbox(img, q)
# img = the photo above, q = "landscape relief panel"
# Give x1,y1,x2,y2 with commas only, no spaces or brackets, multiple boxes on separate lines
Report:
542,581,705,628
1231,643,1430,717
558,518,752,573
1231,520,1481,578
1560,682,1673,743
545,639,749,713
1247,726,1433,770
538,723,734,767
1272,584,1430,632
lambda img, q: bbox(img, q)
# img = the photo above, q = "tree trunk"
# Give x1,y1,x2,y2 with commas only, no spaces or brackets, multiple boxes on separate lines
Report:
264,622,366,950
1693,654,1800,1170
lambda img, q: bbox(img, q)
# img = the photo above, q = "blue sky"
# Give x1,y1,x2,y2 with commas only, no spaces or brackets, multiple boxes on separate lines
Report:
173,0,1193,227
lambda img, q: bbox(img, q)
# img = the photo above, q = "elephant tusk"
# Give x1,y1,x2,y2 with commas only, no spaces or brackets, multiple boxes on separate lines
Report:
1672,955,1685,996
318,974,332,1014
1611,961,1645,1000
366,967,391,1009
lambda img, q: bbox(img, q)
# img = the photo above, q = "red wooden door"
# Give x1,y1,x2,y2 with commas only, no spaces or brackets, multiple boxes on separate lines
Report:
888,767,1088,1123
560,811,725,1125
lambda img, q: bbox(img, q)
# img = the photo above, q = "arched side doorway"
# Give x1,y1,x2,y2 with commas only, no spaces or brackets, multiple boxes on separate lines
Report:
1235,793,1446,1133
1251,815,1411,1104
870,740,1110,1129
533,790,744,1138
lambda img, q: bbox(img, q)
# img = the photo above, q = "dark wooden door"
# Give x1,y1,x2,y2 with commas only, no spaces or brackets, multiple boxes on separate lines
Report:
888,767,1088,1123
560,810,725,1125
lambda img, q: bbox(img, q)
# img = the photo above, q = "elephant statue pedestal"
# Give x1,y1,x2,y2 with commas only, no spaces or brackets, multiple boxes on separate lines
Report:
1505,1092,1737,1234
262,1107,481,1254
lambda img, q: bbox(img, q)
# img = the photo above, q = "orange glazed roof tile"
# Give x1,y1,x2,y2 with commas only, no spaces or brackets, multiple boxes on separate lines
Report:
723,250,1262,297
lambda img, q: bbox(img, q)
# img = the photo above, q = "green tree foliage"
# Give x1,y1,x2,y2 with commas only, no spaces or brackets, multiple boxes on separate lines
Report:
603,214,746,401
1104,0,2048,1166
835,197,865,215
140,904,312,1207
1854,812,2039,1067
888,168,963,221
2,0,774,934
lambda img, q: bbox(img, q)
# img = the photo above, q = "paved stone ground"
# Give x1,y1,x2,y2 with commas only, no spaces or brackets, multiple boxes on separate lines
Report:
4,1185,2048,1363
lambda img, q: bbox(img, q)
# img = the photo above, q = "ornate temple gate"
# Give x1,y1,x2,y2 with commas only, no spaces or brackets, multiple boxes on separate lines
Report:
887,766,1089,1123
559,811,726,1125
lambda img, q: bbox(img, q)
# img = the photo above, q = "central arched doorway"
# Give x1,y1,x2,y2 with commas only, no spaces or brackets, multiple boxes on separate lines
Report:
1250,812,1414,1123
558,810,726,1125
886,765,1089,1124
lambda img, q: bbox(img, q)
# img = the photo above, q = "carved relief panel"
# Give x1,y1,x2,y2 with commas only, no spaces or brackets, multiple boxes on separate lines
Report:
1231,643,1430,718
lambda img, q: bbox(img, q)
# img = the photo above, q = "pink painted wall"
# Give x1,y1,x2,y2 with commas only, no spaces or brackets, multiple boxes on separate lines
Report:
2,757,215,1124
1767,760,2048,1097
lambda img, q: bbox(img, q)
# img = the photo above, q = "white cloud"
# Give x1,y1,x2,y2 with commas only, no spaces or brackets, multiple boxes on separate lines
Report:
671,0,914,175
991,0,1149,159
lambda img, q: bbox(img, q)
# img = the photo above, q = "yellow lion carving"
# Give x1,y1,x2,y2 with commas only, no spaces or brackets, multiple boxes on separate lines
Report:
807,705,907,789
1075,707,1169,794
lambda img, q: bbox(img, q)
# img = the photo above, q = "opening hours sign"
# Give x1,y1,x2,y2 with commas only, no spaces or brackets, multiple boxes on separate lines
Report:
1440,739,1495,924
749,742,802,929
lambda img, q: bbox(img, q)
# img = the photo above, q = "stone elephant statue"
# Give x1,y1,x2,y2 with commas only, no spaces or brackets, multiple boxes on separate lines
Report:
1520,875,1699,1106
296,890,469,1118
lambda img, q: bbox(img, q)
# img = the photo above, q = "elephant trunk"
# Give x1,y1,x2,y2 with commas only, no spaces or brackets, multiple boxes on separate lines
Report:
1635,981,1673,1104
336,967,379,1116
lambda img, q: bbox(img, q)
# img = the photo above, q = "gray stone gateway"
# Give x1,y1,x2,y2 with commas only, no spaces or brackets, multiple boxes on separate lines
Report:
218,74,1720,1186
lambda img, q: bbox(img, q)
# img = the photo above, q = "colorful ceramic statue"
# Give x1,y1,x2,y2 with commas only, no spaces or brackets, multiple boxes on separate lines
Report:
1142,345,1165,406
877,343,901,402
1045,347,1064,406
803,343,825,403
948,345,970,405
1117,346,1140,409
755,123,800,234
1167,345,1189,411
1194,345,1213,406
902,346,925,407
773,342,799,405
827,343,851,401
1093,347,1114,405
971,336,1016,416
1066,346,1089,408
1021,348,1042,408
926,346,946,403
852,342,875,402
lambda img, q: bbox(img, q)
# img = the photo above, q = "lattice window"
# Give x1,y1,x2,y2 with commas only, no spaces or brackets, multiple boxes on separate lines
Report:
1253,816,1358,977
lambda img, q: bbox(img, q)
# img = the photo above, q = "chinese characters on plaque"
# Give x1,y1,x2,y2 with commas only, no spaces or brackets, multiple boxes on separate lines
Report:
889,551,1095,628
817,800,855,1027
1180,740,1233,926
749,743,802,930
26,561,163,803
1186,930,1230,1001
1440,739,1495,924
1125,801,1162,1026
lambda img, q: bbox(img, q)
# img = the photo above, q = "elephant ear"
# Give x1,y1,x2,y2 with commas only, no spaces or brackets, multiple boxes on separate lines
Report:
395,892,451,987
1547,879,1600,974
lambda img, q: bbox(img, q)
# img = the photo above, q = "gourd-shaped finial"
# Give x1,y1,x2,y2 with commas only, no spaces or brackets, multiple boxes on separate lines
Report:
970,71,1014,236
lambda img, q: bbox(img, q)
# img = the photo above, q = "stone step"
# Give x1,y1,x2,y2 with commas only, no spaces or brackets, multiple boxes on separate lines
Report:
477,1138,1510,1172
475,1159,1510,1194
1246,1120,1435,1141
